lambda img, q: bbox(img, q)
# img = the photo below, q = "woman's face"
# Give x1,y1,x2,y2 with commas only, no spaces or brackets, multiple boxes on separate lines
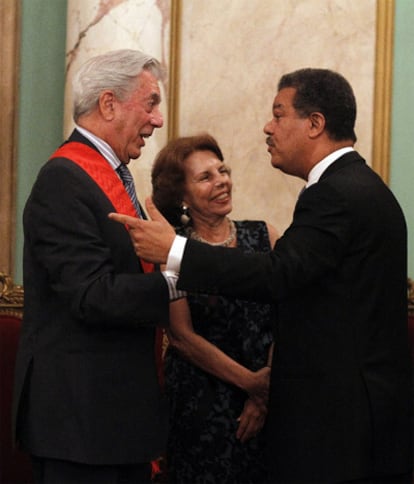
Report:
183,150,232,223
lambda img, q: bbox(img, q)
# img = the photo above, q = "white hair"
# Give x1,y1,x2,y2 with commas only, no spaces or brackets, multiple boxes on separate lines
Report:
72,49,164,122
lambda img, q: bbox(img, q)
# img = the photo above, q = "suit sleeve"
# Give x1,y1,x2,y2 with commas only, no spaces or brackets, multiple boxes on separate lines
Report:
24,159,170,327
178,184,351,303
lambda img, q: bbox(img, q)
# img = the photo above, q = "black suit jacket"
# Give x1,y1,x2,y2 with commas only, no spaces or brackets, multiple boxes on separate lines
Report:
177,151,412,482
13,130,169,465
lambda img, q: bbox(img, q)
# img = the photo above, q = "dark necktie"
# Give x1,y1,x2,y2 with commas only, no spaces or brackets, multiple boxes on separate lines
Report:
116,164,144,218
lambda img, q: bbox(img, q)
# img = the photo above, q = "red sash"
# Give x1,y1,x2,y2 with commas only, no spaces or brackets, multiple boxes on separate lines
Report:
51,141,154,273
52,142,166,407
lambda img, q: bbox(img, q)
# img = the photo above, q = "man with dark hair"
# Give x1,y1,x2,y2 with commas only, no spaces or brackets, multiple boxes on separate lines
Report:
111,68,413,483
278,68,358,142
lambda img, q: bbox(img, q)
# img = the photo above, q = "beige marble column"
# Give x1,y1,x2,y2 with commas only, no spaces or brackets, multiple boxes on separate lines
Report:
64,0,173,202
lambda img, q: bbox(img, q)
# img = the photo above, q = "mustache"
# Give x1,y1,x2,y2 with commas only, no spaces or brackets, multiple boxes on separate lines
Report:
266,136,274,147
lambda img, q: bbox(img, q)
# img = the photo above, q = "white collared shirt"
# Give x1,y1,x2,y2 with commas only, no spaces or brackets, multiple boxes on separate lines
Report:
75,125,122,171
306,146,354,188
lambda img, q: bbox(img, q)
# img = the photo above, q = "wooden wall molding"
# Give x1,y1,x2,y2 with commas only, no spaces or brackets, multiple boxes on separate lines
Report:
167,0,181,140
0,1,21,275
372,0,395,183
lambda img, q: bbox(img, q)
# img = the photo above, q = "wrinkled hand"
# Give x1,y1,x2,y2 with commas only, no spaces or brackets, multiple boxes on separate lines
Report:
236,397,267,443
108,197,176,264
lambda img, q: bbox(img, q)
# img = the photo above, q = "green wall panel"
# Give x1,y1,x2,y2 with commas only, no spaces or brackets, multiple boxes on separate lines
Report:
14,0,67,283
390,0,414,278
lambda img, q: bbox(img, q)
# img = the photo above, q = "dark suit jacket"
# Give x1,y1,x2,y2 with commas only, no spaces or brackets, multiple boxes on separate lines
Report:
13,130,169,465
177,151,413,482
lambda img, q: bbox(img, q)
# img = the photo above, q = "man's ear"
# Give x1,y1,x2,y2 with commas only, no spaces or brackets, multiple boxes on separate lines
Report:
99,90,116,120
308,112,325,138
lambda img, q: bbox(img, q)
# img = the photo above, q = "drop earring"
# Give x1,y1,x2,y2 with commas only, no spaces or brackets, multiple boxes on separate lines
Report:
180,205,190,225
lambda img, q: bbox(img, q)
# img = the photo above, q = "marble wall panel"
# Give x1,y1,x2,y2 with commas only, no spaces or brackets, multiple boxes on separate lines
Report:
178,0,376,233
0,1,20,274
64,0,172,201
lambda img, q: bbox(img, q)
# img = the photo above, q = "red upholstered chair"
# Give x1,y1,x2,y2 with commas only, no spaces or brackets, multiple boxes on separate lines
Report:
0,273,33,483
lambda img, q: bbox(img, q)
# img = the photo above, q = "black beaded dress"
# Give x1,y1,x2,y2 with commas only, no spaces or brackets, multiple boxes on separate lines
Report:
164,220,275,484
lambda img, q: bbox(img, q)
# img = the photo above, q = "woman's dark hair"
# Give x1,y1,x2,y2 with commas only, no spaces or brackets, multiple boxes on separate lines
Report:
278,68,357,142
151,133,224,226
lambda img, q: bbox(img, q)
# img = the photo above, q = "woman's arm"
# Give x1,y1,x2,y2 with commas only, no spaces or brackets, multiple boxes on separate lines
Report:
167,298,270,399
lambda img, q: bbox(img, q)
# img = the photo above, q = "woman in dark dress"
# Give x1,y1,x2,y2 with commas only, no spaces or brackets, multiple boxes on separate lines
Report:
151,134,279,484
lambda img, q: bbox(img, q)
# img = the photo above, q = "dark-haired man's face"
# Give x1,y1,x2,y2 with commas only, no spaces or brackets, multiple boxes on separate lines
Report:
263,87,310,179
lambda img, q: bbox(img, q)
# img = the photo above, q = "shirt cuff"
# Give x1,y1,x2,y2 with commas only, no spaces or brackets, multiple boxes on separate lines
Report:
166,235,187,273
162,270,187,301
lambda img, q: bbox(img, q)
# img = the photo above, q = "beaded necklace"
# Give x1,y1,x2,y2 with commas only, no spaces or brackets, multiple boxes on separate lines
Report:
187,218,236,247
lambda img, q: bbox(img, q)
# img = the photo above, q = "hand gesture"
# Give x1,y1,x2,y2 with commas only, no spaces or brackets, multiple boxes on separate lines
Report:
108,197,176,264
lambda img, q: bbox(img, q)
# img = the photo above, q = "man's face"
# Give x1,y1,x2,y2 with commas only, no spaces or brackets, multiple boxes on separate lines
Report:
112,70,163,163
263,87,310,178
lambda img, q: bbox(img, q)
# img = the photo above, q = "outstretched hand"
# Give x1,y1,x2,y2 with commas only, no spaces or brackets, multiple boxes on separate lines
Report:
108,197,176,264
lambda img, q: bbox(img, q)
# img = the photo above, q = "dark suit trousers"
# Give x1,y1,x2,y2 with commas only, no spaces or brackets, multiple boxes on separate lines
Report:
32,456,152,484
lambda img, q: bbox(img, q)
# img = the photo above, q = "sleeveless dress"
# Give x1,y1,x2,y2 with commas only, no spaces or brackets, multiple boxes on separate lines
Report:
164,220,275,484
